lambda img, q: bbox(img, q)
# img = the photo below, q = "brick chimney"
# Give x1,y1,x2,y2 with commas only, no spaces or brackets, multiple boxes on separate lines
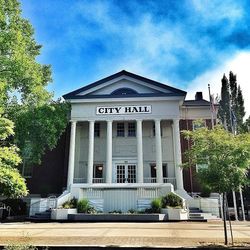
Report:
195,92,203,100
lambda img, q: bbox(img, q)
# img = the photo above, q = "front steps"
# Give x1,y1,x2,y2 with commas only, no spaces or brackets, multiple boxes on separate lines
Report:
28,209,52,221
189,207,221,221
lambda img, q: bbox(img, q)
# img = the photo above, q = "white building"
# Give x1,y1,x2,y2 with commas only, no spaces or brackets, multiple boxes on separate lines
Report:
61,70,213,212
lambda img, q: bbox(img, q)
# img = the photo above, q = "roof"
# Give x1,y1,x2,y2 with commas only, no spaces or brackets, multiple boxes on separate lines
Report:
183,99,211,106
63,70,187,100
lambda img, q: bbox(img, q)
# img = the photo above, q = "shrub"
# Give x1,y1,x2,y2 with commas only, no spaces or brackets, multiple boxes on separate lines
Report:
77,198,96,213
2,199,27,216
108,210,122,214
161,192,183,208
151,198,162,213
62,197,77,209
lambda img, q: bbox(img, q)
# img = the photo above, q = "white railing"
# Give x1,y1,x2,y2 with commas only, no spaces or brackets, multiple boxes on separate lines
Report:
163,178,176,188
56,190,71,208
73,177,176,187
93,178,105,183
29,196,57,216
74,178,87,183
144,177,157,183
143,177,176,188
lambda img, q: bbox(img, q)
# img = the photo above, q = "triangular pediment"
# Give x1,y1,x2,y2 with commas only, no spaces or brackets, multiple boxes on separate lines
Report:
63,70,186,100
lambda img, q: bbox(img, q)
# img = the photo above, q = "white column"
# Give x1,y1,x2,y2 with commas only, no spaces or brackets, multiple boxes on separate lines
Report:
137,120,143,183
106,120,113,183
155,119,163,183
67,121,76,190
172,119,184,190
87,120,95,184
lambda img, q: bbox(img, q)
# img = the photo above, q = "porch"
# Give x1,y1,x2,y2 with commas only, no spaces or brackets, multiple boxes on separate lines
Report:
70,183,174,212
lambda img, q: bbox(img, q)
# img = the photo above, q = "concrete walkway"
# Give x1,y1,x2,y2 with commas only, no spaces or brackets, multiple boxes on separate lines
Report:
0,221,249,248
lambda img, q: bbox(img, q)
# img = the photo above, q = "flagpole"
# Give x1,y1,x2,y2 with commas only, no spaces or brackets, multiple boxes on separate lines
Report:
208,84,214,129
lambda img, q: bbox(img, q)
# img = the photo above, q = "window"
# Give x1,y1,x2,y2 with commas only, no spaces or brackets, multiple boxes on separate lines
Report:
111,88,138,95
196,163,208,172
94,123,100,137
22,160,33,178
193,119,206,130
150,163,168,178
128,122,136,137
117,123,125,137
93,164,104,183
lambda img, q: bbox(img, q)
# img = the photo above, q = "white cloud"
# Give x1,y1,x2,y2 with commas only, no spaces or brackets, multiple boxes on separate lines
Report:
186,51,250,118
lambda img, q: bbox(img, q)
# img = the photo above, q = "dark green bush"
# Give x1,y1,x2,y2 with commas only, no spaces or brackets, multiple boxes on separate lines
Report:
2,199,27,215
150,197,162,213
77,198,96,213
161,192,183,208
62,197,77,209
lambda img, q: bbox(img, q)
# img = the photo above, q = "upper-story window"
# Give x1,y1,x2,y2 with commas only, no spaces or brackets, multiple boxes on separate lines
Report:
117,123,125,137
94,123,100,137
192,119,206,130
111,88,138,95
128,122,136,137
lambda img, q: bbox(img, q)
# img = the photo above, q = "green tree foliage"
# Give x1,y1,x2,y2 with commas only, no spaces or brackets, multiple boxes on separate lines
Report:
0,117,27,198
0,0,52,106
218,74,231,129
0,0,70,165
182,125,250,193
8,100,70,164
218,72,246,133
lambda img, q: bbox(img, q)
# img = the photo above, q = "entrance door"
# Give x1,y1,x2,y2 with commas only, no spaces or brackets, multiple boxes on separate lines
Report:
116,164,136,183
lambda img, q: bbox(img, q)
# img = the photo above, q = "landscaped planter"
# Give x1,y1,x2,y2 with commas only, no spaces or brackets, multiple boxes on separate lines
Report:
68,213,167,222
51,208,77,220
161,208,188,220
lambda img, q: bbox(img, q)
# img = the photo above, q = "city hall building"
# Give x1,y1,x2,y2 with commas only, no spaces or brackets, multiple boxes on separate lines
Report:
27,70,214,213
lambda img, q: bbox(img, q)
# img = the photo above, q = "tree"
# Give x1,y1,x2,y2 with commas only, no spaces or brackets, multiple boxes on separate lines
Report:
218,74,231,130
0,117,28,198
182,124,250,245
8,100,69,164
0,0,52,106
0,0,69,165
218,72,246,133
0,0,69,197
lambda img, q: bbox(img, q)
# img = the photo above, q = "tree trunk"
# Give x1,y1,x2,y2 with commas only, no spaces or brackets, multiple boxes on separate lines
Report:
223,192,228,245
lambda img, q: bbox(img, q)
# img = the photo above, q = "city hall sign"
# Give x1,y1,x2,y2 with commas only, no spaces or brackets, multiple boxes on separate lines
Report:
96,105,152,115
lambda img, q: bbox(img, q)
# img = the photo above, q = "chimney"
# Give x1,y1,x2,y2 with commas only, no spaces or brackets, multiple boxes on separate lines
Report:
195,92,203,101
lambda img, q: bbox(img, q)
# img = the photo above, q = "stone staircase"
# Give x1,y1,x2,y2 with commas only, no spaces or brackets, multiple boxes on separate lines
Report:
28,209,52,221
189,207,221,221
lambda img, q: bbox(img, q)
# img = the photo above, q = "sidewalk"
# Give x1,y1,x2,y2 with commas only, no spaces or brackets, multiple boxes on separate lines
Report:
0,221,249,248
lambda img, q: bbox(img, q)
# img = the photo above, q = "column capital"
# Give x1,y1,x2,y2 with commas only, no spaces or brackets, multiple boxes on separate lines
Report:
172,118,180,123
136,119,143,123
88,120,95,123
154,118,161,122
70,120,77,124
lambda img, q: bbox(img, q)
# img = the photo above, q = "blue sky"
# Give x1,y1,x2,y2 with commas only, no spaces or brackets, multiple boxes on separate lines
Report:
20,0,250,116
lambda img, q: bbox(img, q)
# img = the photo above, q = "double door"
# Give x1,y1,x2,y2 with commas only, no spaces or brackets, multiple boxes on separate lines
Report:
116,164,136,183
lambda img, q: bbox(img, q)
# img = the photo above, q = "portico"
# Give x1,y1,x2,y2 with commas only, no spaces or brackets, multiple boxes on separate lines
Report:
67,118,183,187
63,70,188,212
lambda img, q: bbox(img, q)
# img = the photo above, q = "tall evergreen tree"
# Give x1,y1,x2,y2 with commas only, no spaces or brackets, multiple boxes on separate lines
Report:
218,72,246,133
235,86,245,133
218,74,231,131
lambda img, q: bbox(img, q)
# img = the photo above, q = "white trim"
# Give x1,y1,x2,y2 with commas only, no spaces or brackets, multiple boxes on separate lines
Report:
68,96,184,103
76,75,173,96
